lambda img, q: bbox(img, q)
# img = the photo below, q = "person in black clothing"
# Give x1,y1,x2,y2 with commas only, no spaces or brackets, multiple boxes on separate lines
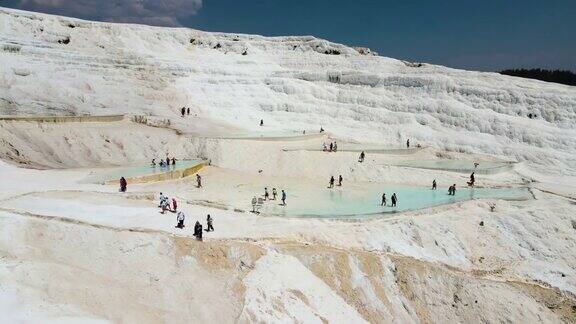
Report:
187,107,190,115
338,175,343,186
260,119,264,126
432,179,437,190
381,193,387,206
119,177,127,192
391,193,397,207
468,172,475,186
359,151,365,163
329,176,335,188
194,221,203,240
406,139,410,148
181,107,186,117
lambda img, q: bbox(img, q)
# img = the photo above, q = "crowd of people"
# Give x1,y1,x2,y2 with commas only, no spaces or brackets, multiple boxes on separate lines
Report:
151,157,178,168
159,192,214,240
251,187,287,213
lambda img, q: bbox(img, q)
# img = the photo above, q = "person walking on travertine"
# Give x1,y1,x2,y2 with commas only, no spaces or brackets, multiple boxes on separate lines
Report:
176,211,185,228
328,176,335,189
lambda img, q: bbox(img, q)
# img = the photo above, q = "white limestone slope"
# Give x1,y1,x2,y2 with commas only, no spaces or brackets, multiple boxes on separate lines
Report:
1,7,575,175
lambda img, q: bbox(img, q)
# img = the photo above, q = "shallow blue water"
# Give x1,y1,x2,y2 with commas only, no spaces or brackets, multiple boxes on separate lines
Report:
394,160,513,174
281,186,530,218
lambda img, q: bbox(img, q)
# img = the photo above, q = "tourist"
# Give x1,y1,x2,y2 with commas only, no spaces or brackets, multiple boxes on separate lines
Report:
172,198,177,212
251,196,258,212
281,190,287,205
320,126,324,133
158,192,167,207
338,175,343,186
176,211,185,228
151,158,156,166
160,197,170,214
187,107,190,115
196,174,202,188
260,119,264,126
323,143,328,151
119,177,127,192
406,139,410,148
329,176,335,189
333,142,338,152
391,193,397,207
194,221,203,240
329,142,333,152
432,179,437,190
206,214,214,232
474,162,479,169
381,193,387,206
166,157,170,166
468,172,475,186
181,107,186,117
358,151,365,163
272,188,277,200
264,187,269,200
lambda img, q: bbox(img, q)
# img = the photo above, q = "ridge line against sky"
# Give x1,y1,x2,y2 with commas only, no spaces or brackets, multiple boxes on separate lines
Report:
2,0,575,72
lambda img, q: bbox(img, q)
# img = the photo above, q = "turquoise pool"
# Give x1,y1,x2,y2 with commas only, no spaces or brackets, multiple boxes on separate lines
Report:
264,186,530,218
393,160,514,174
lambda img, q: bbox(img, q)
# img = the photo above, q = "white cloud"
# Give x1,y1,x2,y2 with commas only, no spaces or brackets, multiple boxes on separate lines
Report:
15,0,203,26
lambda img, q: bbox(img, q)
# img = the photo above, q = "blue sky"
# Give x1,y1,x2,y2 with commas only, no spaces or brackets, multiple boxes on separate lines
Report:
3,0,575,71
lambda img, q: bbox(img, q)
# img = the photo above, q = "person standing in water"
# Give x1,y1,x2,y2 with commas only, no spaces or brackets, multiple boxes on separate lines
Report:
381,193,387,206
391,193,397,207
281,190,287,206
196,174,202,188
329,176,335,188
359,151,365,163
176,211,185,229
432,179,437,190
206,214,214,232
272,188,277,200
338,175,343,186
119,177,127,192
406,139,410,148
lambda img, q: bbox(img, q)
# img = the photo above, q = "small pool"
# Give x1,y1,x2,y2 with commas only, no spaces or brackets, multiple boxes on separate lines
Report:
393,160,514,174
261,186,530,218
86,159,204,183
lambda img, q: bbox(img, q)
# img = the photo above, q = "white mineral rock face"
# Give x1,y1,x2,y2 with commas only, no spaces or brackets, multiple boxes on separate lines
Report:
1,7,575,174
0,7,575,324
